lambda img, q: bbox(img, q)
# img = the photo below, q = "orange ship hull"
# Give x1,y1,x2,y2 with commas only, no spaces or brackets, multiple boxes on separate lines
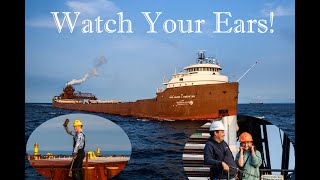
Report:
53,82,239,120
29,158,128,180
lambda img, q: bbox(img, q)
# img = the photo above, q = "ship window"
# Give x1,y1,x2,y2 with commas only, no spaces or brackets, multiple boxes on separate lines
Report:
179,78,183,81
196,68,199,71
204,67,207,71
180,84,181,86
200,67,203,71
219,109,229,116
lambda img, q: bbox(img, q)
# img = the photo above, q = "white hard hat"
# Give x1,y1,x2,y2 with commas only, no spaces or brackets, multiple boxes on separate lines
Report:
209,120,225,131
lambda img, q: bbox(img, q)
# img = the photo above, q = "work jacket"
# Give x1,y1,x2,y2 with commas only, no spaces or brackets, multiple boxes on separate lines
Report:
204,138,238,179
235,150,262,180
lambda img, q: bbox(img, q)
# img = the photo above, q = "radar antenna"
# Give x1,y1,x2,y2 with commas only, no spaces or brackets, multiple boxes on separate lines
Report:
197,50,207,64
196,50,219,64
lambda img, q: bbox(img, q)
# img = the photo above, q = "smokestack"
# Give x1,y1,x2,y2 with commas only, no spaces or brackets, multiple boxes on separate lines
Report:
66,56,107,86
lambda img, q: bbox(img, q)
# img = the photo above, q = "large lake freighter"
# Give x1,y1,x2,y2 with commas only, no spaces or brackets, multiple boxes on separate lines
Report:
52,50,239,120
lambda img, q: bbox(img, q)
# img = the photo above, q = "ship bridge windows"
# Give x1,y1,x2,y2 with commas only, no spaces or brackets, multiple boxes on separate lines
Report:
179,78,183,81
187,67,220,72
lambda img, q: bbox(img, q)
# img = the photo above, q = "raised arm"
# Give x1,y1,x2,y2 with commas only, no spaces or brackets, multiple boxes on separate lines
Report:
63,119,75,136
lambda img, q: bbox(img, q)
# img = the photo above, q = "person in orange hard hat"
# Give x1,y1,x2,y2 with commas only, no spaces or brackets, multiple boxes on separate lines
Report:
235,132,262,180
63,119,86,180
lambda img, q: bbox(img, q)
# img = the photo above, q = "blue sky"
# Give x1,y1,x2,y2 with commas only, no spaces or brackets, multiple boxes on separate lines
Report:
26,113,132,153
25,0,295,103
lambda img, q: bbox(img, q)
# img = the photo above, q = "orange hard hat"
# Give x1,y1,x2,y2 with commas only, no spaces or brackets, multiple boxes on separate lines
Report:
239,132,253,142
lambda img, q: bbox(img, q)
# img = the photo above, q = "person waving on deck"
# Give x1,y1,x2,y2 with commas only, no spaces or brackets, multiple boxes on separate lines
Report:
63,119,86,180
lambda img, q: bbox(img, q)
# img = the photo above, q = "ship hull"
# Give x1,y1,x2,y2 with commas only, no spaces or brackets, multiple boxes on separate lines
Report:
53,82,239,120
29,158,128,180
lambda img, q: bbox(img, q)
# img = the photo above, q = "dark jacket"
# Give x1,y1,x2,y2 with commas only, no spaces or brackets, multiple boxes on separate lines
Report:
204,137,238,179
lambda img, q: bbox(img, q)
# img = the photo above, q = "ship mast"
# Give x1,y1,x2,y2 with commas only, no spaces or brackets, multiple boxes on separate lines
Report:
197,50,206,64
196,50,219,65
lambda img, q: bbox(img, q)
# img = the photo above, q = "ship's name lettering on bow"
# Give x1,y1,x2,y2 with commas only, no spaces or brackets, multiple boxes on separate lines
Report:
176,100,194,106
169,95,195,99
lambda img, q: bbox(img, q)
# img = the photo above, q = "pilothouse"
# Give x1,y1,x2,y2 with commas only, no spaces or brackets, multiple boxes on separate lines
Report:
163,50,228,88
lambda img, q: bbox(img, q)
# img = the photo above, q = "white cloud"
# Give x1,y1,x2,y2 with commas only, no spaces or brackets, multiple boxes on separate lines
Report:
26,0,121,28
261,5,294,17
66,0,120,17
25,17,59,28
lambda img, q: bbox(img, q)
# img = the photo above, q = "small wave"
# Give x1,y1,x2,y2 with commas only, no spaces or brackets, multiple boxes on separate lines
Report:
255,116,265,119
37,104,52,107
136,119,150,121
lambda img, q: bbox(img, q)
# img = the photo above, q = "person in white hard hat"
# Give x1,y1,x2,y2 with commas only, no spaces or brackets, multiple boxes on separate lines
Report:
63,119,86,180
204,120,238,180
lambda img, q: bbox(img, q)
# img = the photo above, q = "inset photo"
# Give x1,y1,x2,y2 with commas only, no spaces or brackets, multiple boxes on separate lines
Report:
26,113,131,180
183,115,295,180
